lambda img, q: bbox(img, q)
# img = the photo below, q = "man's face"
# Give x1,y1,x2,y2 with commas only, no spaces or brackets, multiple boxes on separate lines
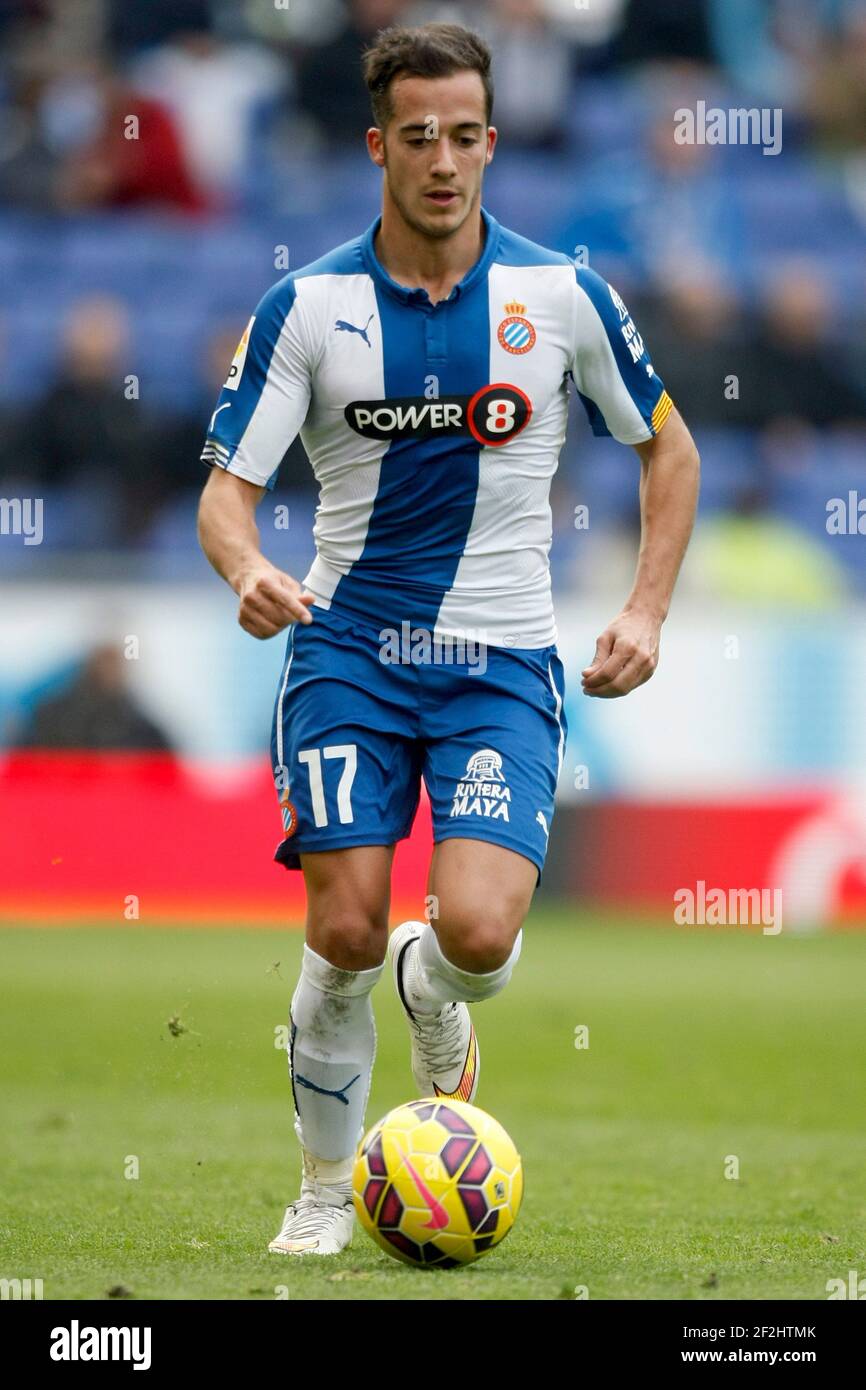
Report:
367,70,496,239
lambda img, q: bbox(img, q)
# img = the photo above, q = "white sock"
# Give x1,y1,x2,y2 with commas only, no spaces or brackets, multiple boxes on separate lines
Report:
288,943,383,1168
402,920,523,1015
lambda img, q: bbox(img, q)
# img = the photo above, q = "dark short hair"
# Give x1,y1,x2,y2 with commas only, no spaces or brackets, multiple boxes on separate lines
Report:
362,23,493,130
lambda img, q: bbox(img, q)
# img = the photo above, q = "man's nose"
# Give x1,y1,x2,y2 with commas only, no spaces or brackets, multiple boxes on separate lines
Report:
429,137,458,176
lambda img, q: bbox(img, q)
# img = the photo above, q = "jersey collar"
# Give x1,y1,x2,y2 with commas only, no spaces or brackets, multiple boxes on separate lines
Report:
360,206,500,307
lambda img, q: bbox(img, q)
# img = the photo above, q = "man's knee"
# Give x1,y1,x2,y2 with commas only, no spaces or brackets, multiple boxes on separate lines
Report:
434,903,525,973
302,848,392,969
305,871,389,968
307,904,387,970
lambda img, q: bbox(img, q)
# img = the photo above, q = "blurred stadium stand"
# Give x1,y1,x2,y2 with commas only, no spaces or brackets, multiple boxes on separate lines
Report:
0,0,863,591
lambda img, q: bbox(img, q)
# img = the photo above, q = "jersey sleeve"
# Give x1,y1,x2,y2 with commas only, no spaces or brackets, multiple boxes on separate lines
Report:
200,275,312,491
570,265,673,445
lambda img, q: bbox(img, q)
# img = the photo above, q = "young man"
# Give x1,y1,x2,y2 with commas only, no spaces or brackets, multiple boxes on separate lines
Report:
197,23,700,1256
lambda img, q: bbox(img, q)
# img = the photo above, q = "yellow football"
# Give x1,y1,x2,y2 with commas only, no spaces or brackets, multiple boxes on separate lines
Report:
353,1098,523,1267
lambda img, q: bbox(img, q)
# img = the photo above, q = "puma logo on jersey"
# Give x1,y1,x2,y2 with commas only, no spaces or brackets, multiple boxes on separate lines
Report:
335,314,375,348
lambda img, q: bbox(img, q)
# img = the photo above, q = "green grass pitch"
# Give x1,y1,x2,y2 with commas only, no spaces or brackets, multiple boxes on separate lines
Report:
2,911,865,1301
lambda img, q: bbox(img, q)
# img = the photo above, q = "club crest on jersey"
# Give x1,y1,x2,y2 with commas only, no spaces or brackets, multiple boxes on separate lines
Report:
450,748,511,823
345,383,531,448
224,315,254,391
497,301,536,355
279,791,298,839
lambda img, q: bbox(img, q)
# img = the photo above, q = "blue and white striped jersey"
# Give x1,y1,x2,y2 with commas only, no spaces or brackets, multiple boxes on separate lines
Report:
201,206,672,648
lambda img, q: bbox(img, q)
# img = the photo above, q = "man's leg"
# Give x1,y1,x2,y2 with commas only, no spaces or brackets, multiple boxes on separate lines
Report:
269,845,392,1254
292,844,393,1161
404,839,534,1007
266,606,424,1251
390,640,565,1101
388,840,535,1102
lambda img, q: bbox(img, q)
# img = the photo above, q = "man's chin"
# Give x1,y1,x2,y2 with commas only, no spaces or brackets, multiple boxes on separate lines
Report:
411,201,469,238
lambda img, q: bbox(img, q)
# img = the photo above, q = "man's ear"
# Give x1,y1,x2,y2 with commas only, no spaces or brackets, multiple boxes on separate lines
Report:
485,126,498,166
366,127,386,168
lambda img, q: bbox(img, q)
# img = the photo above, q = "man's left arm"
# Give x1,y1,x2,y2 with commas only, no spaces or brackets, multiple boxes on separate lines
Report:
581,405,700,698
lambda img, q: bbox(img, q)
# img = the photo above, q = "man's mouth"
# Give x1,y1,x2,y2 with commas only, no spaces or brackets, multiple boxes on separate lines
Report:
424,190,459,205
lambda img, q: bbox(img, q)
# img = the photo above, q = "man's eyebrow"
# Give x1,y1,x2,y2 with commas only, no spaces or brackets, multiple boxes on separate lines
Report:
397,120,485,134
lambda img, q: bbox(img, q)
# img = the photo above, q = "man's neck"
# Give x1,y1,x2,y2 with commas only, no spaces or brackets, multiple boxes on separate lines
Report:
374,199,485,303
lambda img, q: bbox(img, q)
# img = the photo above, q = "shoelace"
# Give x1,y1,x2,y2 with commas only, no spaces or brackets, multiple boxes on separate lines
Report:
410,1002,467,1074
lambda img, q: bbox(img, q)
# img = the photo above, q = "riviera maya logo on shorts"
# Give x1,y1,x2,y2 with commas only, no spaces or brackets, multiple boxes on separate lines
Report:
450,749,511,822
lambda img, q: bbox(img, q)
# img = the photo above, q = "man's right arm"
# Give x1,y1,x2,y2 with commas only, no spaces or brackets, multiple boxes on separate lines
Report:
197,468,314,639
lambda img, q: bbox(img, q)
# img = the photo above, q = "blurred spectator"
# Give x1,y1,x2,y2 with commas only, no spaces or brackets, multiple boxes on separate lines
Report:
807,4,866,156
293,0,411,146
640,88,745,284
747,262,866,427
543,0,628,54
16,297,156,532
129,30,288,204
57,61,209,213
629,273,751,426
106,0,213,57
554,78,745,287
685,485,847,608
478,0,573,151
241,0,347,49
613,0,713,66
632,259,865,433
14,643,174,751
708,0,863,114
0,39,66,210
0,315,25,466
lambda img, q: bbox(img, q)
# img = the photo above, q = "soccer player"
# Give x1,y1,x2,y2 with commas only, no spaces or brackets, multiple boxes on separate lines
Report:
197,23,700,1255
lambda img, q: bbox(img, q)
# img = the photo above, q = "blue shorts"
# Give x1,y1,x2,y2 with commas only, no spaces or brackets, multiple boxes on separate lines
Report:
270,605,567,877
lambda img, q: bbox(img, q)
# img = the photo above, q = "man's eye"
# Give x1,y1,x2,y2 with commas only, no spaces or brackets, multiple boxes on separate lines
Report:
408,138,427,147
459,137,478,146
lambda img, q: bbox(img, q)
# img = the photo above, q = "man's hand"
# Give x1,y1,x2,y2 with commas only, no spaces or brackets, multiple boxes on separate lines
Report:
197,470,315,637
237,562,315,639
581,607,661,698
581,406,699,698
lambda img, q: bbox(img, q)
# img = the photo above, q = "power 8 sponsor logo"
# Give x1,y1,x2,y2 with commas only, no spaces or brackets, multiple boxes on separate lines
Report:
345,384,531,447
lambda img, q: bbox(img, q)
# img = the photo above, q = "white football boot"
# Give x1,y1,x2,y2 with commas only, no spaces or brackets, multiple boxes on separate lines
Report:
388,921,480,1103
268,1148,354,1256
